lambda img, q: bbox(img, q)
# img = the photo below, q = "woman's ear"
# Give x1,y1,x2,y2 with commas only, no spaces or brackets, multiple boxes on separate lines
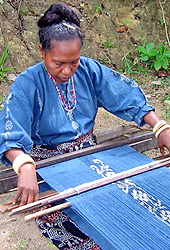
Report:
39,45,44,59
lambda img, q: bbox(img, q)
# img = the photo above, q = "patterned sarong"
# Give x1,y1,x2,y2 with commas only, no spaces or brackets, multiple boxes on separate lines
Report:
31,131,101,250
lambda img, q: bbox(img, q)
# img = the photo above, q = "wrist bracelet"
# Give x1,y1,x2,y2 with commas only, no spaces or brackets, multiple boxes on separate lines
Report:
155,124,170,138
153,120,167,134
13,154,36,175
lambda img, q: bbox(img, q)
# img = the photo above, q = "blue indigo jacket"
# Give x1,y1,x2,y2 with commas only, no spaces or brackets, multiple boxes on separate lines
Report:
0,56,154,164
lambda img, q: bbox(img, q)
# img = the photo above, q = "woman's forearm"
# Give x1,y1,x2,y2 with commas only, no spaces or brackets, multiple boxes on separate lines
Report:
5,148,26,163
143,111,161,128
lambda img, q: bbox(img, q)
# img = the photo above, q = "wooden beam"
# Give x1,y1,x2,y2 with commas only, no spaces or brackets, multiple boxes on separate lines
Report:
0,132,157,194
10,156,170,216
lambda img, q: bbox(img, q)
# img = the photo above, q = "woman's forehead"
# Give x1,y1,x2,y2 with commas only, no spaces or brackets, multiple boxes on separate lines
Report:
47,39,81,61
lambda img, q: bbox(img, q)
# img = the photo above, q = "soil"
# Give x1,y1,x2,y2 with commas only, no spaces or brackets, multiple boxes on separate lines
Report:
0,1,170,249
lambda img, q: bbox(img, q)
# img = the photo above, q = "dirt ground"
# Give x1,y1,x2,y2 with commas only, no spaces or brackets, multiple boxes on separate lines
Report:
0,1,170,249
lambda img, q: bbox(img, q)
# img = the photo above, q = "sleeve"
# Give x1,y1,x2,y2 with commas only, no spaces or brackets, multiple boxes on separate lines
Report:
0,78,35,165
85,58,155,126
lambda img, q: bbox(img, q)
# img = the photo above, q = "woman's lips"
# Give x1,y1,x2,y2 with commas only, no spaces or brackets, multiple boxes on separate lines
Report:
60,77,71,82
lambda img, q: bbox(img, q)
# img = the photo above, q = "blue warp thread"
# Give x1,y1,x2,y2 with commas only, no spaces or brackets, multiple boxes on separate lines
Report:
37,145,170,250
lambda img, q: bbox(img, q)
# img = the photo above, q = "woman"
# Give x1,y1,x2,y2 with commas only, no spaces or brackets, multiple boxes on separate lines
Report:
0,3,170,249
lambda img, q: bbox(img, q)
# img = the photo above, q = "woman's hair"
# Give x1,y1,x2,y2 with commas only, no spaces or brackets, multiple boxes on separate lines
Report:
38,3,84,50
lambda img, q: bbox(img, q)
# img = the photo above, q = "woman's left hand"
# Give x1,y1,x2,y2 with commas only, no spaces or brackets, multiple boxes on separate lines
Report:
157,128,170,155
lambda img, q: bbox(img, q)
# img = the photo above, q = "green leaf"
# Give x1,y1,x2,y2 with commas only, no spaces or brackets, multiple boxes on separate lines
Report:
0,41,9,69
1,67,14,72
138,46,148,55
96,5,102,13
0,0,4,4
148,49,157,57
156,54,164,63
162,57,169,69
164,50,170,58
158,44,164,54
154,60,162,70
146,42,155,53
141,54,149,61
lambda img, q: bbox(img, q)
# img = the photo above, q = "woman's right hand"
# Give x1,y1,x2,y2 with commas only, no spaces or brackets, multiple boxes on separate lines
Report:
13,163,39,206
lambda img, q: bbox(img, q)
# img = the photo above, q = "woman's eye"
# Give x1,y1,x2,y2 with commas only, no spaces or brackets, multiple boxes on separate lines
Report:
72,61,79,65
55,62,62,66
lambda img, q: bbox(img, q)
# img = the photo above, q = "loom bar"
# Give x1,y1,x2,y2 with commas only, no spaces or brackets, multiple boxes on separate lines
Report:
24,202,71,221
10,157,170,216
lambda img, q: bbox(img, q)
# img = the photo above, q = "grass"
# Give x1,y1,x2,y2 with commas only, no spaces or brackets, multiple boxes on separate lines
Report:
103,39,114,48
164,105,170,120
17,240,27,250
0,41,14,82
0,93,6,112
161,76,170,88
164,93,170,101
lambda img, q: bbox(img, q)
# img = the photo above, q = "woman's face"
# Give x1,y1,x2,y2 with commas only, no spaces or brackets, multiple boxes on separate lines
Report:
40,38,81,83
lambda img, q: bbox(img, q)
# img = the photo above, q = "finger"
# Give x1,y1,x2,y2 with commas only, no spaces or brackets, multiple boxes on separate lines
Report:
20,191,29,206
13,188,22,204
160,146,165,155
27,191,36,204
34,192,39,202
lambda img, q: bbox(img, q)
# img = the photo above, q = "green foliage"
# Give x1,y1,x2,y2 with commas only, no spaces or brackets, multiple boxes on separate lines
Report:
161,76,170,87
95,4,102,13
0,0,4,4
164,92,170,101
159,20,165,26
165,108,170,120
0,93,6,112
0,41,14,81
105,113,109,120
17,240,27,250
138,42,170,71
125,20,133,25
122,50,150,77
103,39,114,48
101,58,110,65
23,7,28,15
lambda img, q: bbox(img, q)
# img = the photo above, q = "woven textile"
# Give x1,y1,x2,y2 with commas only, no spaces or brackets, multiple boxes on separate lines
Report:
37,145,170,250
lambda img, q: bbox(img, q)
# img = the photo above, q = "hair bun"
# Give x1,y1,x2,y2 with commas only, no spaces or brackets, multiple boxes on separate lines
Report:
38,3,80,28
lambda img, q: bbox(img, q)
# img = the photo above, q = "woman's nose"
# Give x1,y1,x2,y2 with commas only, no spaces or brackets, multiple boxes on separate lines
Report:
62,66,71,75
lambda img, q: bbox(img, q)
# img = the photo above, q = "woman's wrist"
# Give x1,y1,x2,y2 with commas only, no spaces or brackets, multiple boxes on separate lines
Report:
19,162,36,173
153,120,170,138
13,154,36,175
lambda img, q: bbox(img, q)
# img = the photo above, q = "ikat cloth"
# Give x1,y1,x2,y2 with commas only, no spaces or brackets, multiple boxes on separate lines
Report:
37,145,170,250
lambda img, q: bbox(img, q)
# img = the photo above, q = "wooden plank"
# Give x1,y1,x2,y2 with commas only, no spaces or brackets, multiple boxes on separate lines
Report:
35,132,156,169
130,135,158,152
96,126,141,143
0,126,140,172
0,132,157,194
0,175,18,194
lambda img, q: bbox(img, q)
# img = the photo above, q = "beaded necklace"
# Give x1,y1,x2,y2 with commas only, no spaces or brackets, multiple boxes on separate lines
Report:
45,67,80,132
46,71,77,112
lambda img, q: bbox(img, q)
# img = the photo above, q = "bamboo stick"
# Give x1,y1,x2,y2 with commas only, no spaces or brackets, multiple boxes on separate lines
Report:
0,189,57,214
24,202,71,221
10,157,170,216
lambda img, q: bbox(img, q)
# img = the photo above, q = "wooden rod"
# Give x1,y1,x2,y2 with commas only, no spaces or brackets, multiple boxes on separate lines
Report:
24,202,71,221
0,189,57,214
10,157,170,216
